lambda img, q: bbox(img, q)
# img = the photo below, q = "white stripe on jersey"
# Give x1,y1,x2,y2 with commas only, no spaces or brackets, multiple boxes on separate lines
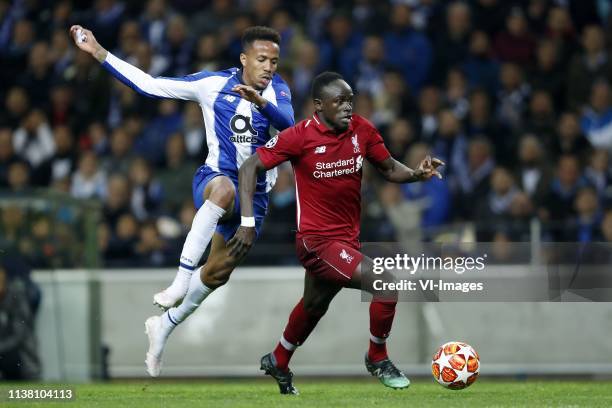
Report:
200,76,233,171
262,85,279,192
234,98,255,169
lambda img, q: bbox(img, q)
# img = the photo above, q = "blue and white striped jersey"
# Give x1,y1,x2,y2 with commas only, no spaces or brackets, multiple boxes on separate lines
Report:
101,52,295,191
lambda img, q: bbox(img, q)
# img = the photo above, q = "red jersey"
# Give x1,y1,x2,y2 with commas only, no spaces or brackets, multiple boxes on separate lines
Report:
257,113,391,243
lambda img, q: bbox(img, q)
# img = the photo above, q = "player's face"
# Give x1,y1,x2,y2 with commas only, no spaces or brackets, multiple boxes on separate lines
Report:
316,80,354,132
240,40,280,90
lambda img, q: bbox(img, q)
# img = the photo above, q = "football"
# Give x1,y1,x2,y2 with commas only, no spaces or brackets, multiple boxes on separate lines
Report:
431,341,480,390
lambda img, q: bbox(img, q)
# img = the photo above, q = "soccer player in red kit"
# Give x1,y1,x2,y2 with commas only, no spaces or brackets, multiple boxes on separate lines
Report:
229,72,444,394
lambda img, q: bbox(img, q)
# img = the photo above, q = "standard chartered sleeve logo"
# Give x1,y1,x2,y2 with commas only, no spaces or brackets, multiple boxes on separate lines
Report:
265,135,279,148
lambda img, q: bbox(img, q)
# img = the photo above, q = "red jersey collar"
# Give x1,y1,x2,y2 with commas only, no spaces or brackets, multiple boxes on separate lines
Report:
311,113,354,136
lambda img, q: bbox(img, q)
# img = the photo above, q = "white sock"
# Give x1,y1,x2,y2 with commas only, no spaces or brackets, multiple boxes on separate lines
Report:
166,270,214,325
370,334,386,344
165,200,225,297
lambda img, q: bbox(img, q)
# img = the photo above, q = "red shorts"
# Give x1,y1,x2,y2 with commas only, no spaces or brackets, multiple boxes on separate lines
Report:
295,235,364,285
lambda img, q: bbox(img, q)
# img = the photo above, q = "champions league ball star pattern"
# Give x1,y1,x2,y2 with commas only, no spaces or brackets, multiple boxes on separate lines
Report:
431,342,480,390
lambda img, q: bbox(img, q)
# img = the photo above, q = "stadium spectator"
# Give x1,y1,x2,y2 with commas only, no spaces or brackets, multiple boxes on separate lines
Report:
464,88,512,166
552,111,592,161
13,109,55,170
18,41,53,107
128,157,163,221
384,4,432,93
70,150,106,199
462,30,500,96
135,100,182,165
373,70,414,129
104,213,139,265
476,166,520,239
523,89,557,149
139,0,171,53
432,1,471,83
385,119,415,159
292,40,320,108
318,13,363,83
103,173,132,230
157,132,197,213
454,137,495,219
541,155,589,239
584,149,612,201
566,25,612,110
415,85,442,142
355,35,386,98
379,182,422,246
444,68,470,120
401,143,451,232
544,6,577,66
496,62,530,130
33,125,77,186
192,33,223,73
0,264,40,380
581,80,612,152
179,103,206,160
433,109,469,179
529,39,564,109
135,221,172,266
7,160,31,193
1,87,30,129
493,6,536,65
570,186,603,242
515,135,552,206
0,128,18,187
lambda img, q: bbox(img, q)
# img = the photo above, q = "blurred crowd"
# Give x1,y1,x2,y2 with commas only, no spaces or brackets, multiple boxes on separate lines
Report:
1,0,612,268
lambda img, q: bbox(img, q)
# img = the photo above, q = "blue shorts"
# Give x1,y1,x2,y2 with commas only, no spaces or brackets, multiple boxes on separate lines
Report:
192,165,268,243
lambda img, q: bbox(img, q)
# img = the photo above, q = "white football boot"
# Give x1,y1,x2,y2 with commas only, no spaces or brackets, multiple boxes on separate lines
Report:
153,289,184,311
153,270,195,310
144,315,171,377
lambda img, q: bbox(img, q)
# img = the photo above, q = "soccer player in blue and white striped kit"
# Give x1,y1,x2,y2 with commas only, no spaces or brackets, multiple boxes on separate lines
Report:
70,25,294,376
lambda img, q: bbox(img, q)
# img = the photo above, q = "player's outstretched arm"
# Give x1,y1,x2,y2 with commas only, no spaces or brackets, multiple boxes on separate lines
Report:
232,84,295,131
69,25,201,101
375,155,444,183
228,154,268,260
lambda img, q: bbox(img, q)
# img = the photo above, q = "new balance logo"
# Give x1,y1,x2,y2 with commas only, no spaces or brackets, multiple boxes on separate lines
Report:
224,95,236,103
340,249,353,264
315,146,326,154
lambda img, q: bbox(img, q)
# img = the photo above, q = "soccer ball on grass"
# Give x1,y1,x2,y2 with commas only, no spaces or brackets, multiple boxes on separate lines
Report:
431,341,480,390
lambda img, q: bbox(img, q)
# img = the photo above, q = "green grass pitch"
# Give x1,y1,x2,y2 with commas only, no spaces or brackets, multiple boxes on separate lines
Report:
3,379,612,407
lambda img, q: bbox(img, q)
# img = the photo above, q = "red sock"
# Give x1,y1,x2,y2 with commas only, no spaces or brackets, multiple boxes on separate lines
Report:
368,300,397,362
273,298,326,371
273,342,295,372
368,339,388,362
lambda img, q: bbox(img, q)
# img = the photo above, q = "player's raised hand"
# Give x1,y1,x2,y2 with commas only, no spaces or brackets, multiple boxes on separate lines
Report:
69,26,98,53
232,84,267,108
416,155,445,180
227,226,256,261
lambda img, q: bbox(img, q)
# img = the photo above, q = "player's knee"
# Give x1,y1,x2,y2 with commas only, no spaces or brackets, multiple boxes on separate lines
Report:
208,179,235,209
